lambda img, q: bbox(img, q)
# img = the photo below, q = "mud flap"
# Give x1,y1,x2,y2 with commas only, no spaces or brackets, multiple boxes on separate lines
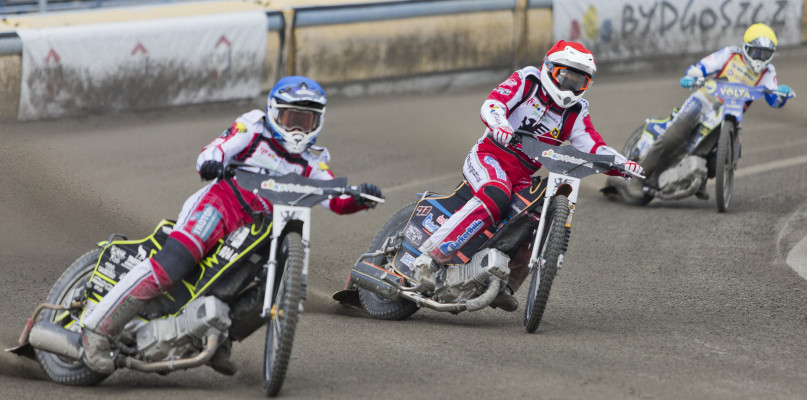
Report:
5,343,35,360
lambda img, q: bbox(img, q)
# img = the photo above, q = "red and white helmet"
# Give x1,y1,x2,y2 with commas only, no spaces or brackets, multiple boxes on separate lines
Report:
540,40,596,108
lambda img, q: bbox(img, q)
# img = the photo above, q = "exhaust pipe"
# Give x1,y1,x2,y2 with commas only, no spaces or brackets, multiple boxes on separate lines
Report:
398,279,502,313
28,321,83,360
116,334,219,372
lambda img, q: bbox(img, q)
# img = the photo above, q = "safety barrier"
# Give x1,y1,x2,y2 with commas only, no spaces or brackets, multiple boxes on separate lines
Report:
0,0,803,120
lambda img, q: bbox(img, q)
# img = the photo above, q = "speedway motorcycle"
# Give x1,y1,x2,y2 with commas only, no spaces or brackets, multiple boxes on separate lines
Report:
333,134,642,333
603,78,795,212
7,163,382,397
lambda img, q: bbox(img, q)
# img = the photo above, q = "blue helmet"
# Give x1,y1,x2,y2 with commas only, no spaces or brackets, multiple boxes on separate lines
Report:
266,76,327,154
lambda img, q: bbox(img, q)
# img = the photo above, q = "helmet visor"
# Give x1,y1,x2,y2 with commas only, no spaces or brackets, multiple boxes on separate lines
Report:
549,63,592,94
746,46,774,62
276,107,320,133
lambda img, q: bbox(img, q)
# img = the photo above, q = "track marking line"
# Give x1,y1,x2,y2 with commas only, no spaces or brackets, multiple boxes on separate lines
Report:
736,154,807,178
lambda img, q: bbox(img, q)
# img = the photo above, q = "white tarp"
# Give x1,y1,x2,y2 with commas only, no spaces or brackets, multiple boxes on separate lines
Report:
17,11,268,120
552,0,802,62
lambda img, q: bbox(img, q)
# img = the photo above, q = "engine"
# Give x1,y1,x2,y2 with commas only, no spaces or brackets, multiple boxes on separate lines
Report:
135,296,231,362
432,248,511,303
657,155,708,200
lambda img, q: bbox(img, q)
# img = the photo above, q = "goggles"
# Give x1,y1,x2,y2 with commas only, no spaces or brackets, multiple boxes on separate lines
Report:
276,107,320,133
745,46,774,62
548,63,592,94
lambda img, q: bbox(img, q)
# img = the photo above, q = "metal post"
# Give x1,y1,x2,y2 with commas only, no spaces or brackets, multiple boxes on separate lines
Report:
38,0,47,12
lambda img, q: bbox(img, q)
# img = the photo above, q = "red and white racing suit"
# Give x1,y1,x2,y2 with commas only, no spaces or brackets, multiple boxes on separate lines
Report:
419,66,627,263
84,109,367,337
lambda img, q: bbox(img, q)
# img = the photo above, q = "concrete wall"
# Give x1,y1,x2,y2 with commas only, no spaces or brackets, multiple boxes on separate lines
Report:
0,54,21,118
293,11,517,84
0,0,557,120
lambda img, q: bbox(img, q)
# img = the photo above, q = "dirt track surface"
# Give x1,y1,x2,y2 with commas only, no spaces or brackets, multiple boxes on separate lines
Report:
2,51,807,399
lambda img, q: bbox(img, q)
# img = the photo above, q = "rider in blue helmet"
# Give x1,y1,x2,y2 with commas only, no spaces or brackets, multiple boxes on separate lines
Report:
80,76,382,376
266,76,327,154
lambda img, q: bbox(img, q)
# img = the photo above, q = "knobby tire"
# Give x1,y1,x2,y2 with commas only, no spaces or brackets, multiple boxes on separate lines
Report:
263,232,305,397
524,195,570,333
357,201,420,321
714,121,736,213
36,248,110,386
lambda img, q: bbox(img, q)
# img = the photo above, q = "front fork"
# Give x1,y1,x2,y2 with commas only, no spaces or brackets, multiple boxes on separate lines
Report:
260,204,311,319
527,172,579,274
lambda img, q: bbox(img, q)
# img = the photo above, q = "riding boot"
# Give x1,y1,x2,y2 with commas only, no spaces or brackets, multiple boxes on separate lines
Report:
490,284,518,312
695,177,710,200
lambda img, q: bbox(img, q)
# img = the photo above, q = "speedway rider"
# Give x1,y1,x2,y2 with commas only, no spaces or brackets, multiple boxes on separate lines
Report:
412,40,643,311
80,76,383,374
637,23,794,195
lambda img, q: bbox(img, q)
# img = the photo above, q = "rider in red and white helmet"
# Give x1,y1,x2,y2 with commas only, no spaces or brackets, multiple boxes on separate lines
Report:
411,40,641,312
539,40,596,108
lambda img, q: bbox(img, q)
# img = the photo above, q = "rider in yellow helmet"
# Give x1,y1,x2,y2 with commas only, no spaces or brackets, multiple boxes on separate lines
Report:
741,23,778,74
637,23,793,195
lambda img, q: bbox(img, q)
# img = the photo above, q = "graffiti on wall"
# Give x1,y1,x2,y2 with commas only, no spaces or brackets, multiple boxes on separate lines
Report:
553,0,801,61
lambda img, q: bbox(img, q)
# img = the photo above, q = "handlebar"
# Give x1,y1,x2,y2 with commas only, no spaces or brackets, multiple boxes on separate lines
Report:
690,77,796,98
223,161,385,206
513,131,645,180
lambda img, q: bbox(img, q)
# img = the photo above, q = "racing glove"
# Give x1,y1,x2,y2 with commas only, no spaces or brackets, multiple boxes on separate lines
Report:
199,160,224,181
621,161,644,179
680,76,696,89
777,84,794,98
357,183,383,207
490,126,514,146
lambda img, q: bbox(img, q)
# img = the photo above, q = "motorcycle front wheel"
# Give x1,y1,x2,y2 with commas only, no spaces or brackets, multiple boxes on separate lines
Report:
357,201,420,321
263,232,305,397
714,121,736,213
36,248,110,386
524,195,570,333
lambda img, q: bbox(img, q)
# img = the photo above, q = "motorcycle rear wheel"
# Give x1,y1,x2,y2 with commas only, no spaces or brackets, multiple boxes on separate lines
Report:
714,121,736,213
357,201,420,321
36,248,110,386
614,124,653,206
524,195,569,333
263,232,305,397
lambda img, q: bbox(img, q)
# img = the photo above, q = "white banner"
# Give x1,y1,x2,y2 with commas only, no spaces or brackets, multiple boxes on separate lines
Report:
552,0,802,62
17,11,268,120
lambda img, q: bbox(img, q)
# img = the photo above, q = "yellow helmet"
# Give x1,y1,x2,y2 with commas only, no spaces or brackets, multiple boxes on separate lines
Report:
742,23,777,73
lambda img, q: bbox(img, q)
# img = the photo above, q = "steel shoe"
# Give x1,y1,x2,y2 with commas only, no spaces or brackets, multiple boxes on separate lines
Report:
80,329,115,374
490,286,518,312
208,339,237,376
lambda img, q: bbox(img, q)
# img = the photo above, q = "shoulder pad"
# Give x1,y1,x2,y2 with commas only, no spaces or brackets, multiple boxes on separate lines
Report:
238,109,267,127
521,65,541,78
233,110,268,136
305,145,331,164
